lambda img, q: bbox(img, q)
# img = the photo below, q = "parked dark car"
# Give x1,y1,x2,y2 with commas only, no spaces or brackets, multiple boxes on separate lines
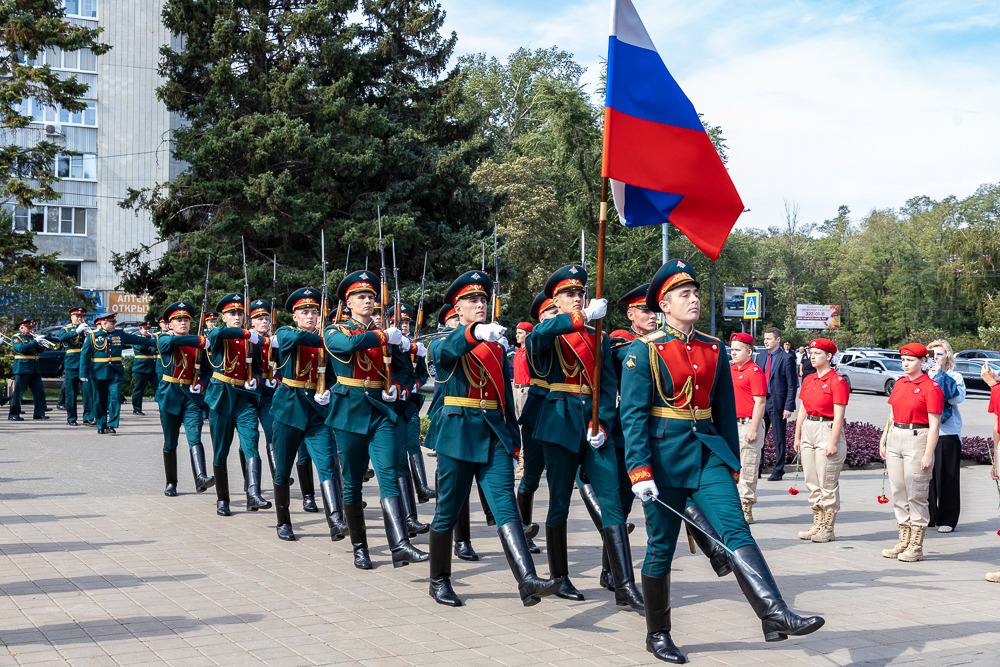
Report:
955,349,1000,361
953,359,1000,394
36,326,67,378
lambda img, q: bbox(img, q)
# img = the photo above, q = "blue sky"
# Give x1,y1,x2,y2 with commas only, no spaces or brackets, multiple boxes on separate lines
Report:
439,0,1000,230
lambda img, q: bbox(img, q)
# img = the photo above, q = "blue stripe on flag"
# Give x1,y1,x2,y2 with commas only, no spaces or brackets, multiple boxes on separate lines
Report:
622,183,684,227
606,36,704,133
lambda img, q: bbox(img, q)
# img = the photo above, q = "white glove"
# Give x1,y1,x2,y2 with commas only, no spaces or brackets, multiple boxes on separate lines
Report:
244,378,258,391
632,480,659,503
80,376,89,382
76,323,90,334
415,342,427,357
248,330,260,345
383,327,403,346
381,384,399,402
313,390,330,406
269,335,278,348
583,298,608,322
586,427,606,449
190,383,202,394
473,322,507,343
265,378,278,389
399,387,409,401
412,381,422,394
497,336,510,351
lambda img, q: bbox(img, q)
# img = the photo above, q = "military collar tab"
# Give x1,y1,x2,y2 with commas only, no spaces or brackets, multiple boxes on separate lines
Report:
661,322,693,342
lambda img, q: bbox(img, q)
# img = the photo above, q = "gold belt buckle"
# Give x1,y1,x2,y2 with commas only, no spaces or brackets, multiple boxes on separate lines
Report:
363,378,371,389
479,399,487,409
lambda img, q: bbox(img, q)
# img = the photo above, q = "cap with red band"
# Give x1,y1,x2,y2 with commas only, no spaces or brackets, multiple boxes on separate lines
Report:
730,332,754,347
808,338,837,354
899,342,928,358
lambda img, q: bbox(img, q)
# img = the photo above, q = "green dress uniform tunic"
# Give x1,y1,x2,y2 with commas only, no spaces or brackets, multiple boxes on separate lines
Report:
56,323,87,423
81,326,150,430
155,332,210,453
8,333,46,419
130,333,158,413
205,326,261,466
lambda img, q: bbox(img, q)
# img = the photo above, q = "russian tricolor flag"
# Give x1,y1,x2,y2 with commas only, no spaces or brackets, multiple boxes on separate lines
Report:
603,0,744,261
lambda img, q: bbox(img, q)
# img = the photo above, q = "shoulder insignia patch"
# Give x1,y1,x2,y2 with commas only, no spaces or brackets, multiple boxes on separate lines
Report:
639,330,666,344
625,354,637,370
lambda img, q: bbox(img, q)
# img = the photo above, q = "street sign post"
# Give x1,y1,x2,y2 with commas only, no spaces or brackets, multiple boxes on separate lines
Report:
744,291,761,339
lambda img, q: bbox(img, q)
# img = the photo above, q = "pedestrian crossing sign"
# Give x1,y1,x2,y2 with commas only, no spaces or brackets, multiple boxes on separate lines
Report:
744,292,761,320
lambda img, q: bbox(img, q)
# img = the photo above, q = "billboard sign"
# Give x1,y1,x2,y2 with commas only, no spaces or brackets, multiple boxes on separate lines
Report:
108,292,151,319
796,304,842,330
723,286,748,318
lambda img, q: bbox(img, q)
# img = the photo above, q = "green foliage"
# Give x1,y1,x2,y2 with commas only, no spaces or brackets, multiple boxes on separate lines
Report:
0,0,109,205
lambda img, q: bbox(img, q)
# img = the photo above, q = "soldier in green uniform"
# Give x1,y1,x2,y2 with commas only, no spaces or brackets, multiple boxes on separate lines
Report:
270,287,348,544
527,265,643,611
516,292,559,554
130,319,159,415
204,294,271,516
394,303,436,502
322,273,426,569
81,313,150,434
247,299,280,479
7,318,49,421
423,270,557,608
620,260,824,664
155,301,215,497
55,307,90,425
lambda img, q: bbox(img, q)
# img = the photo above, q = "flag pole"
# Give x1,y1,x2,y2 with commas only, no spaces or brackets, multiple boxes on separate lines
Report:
590,177,609,437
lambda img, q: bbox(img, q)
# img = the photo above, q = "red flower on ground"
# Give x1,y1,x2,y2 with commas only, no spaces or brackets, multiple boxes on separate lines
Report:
787,487,800,495
877,495,889,504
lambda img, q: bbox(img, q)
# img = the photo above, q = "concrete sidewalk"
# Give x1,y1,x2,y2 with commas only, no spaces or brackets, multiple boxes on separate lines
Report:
1,410,999,666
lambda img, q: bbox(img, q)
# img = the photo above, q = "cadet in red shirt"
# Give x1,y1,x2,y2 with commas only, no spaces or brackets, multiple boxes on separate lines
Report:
793,338,850,543
729,332,767,523
880,342,944,563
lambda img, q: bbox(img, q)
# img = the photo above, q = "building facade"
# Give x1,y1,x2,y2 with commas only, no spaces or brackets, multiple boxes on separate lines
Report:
5,0,179,309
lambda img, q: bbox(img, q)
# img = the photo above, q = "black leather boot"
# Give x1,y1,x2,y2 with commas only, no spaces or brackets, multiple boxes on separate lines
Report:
599,547,614,591
453,497,479,561
382,496,429,568
409,451,436,503
214,465,231,516
685,503,732,577
320,479,347,541
546,525,584,601
579,483,613,587
429,528,462,607
498,522,559,607
190,444,214,493
163,450,178,497
643,575,687,663
298,462,319,512
400,475,429,536
516,490,540,553
245,457,272,511
604,524,644,613
730,545,825,642
274,483,295,541
344,502,372,569
477,483,495,526
363,467,375,482
264,443,277,483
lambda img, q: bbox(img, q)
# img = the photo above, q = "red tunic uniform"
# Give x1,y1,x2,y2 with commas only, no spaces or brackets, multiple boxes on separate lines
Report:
988,384,1000,432
730,361,766,419
888,373,944,424
799,370,850,418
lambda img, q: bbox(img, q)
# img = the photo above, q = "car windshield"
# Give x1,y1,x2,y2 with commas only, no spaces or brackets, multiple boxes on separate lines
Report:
880,359,903,371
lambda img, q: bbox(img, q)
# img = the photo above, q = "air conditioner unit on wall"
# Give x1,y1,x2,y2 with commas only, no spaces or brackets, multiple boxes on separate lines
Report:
44,124,63,136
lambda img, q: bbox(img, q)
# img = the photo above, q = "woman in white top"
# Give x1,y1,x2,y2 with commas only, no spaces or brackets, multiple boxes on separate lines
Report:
926,339,965,533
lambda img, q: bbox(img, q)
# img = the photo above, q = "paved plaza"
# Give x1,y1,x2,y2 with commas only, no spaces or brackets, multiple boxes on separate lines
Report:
1,409,1000,666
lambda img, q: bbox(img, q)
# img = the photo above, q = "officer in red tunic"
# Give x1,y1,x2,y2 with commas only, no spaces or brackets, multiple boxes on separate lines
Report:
793,338,849,543
728,332,767,524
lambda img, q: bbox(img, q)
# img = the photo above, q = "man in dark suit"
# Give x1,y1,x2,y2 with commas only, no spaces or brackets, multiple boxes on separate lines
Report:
756,327,798,480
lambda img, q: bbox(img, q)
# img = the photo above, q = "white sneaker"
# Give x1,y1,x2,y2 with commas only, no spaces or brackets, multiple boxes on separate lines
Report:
937,525,954,533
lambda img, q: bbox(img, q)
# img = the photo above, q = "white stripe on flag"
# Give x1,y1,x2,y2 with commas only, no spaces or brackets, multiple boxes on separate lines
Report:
610,0,655,51
610,179,628,223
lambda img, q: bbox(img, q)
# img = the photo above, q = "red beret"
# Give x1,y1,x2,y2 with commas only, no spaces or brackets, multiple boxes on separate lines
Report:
899,342,928,358
516,321,534,333
729,332,754,347
808,338,837,355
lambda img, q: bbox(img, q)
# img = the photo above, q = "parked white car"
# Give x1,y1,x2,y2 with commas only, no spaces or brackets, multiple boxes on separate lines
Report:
837,356,905,396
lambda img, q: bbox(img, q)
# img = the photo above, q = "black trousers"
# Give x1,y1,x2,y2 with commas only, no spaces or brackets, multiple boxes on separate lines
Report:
763,405,788,476
928,434,962,529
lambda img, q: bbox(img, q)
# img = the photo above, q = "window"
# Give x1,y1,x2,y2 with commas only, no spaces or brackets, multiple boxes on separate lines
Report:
64,0,98,19
56,153,97,180
43,100,96,127
59,261,83,287
10,205,89,236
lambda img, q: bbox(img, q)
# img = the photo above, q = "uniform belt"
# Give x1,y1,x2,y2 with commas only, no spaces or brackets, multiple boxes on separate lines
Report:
893,422,928,430
806,415,834,422
282,377,317,390
211,372,245,386
529,378,550,389
14,355,39,360
162,374,194,385
737,417,753,424
66,348,82,353
94,357,123,362
133,354,156,359
548,382,592,395
651,406,713,421
337,376,385,390
444,396,500,410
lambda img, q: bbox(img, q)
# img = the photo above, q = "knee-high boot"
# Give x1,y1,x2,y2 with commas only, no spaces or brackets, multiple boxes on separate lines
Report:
214,464,231,516
429,528,462,606
274,483,295,541
453,497,479,561
381,496,429,567
245,457,272,511
163,451,178,497
344,502,371,569
409,450,436,503
516,490,540,553
603,524,644,612
730,545,825,642
320,479,347,541
546,525,584,601
399,474,429,536
498,522,559,606
578,483,613,589
298,462,318,512
642,575,686,663
190,444,214,492
684,503,732,577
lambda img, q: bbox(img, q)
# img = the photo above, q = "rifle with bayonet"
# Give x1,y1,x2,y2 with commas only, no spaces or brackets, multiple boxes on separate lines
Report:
391,239,402,329
316,230,329,395
492,224,501,322
195,257,211,376
241,236,253,384
333,244,351,325
414,252,427,338
377,207,393,386
268,253,277,380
